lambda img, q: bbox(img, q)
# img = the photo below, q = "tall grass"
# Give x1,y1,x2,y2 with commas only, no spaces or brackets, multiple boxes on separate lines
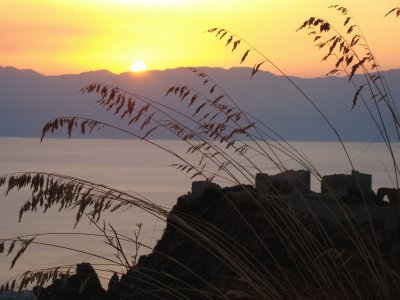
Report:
0,4,399,299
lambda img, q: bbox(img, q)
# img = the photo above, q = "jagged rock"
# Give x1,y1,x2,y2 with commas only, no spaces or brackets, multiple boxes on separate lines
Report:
35,263,107,300
191,181,221,196
106,273,119,299
30,182,400,299
111,184,400,299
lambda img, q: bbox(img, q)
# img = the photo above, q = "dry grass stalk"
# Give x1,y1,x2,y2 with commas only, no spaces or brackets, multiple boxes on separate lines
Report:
1,4,400,299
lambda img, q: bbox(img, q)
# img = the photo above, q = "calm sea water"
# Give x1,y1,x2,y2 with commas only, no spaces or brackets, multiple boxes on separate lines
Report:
0,137,399,285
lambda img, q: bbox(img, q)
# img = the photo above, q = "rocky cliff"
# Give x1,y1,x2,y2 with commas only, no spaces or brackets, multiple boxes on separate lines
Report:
35,183,400,299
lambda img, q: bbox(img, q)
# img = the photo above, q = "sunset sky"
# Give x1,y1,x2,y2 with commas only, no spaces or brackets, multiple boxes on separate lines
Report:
1,0,399,77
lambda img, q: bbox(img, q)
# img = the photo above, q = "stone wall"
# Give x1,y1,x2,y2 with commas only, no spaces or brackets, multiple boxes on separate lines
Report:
321,170,372,194
255,170,310,194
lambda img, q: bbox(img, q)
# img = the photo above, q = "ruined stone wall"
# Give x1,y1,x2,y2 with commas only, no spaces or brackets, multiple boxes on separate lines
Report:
255,170,310,194
321,170,372,194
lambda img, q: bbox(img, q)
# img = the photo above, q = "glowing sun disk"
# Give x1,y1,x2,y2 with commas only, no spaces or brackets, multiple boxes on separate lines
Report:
130,61,147,72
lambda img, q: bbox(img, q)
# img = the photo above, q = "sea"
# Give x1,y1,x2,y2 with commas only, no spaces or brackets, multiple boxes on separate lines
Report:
0,137,399,286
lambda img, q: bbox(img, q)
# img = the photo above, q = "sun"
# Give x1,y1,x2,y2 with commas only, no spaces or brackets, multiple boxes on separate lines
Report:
130,60,147,73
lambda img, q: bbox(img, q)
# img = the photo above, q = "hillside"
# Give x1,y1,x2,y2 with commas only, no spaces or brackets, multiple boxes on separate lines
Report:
1,66,399,141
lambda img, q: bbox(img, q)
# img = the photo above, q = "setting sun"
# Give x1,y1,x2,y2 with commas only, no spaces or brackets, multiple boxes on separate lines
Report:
1,1,399,76
130,61,147,73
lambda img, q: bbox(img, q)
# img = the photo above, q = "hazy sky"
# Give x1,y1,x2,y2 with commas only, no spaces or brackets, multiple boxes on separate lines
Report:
1,0,399,77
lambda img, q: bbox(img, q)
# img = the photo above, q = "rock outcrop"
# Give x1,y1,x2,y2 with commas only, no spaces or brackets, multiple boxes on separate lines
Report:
34,263,107,300
108,183,400,299
35,174,400,299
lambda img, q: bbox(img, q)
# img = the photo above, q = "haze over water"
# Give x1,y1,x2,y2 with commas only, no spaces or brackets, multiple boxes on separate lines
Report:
0,137,399,285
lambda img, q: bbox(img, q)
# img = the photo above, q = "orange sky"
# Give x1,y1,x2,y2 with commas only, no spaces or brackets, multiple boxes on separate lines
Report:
1,0,399,77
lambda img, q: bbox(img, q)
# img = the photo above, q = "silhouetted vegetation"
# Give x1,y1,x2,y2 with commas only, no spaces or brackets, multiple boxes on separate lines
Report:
1,4,399,299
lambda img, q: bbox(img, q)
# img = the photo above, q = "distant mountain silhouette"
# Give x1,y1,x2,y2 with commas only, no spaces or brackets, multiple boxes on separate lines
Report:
1,65,399,141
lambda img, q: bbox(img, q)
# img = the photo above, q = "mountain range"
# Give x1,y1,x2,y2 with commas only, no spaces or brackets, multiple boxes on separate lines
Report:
1,66,399,141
